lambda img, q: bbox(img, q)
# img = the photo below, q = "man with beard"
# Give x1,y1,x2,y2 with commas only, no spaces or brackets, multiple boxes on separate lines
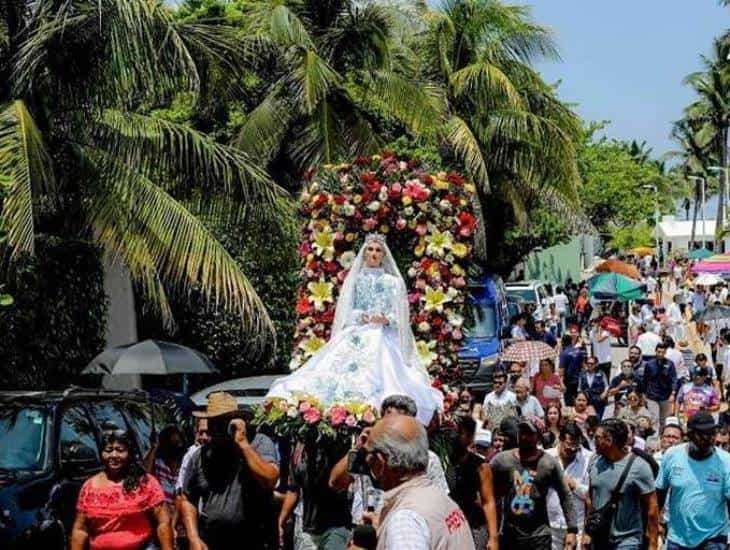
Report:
628,346,647,389
585,419,658,550
656,412,730,550
491,418,577,550
180,392,280,550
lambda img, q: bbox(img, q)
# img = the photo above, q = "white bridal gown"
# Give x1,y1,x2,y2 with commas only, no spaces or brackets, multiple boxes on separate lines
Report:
268,266,442,425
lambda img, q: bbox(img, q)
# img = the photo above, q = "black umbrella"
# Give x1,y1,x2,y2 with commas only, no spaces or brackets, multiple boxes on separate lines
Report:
692,305,730,323
84,340,219,376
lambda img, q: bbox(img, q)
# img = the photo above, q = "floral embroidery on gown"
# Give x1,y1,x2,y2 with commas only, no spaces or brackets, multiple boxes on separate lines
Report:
268,249,443,426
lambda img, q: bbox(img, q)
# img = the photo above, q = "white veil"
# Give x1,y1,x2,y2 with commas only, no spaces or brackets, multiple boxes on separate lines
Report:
331,234,431,383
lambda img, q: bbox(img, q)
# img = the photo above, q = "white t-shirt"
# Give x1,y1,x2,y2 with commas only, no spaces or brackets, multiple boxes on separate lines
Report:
591,328,612,364
645,276,657,293
553,293,569,314
665,347,684,374
636,331,662,357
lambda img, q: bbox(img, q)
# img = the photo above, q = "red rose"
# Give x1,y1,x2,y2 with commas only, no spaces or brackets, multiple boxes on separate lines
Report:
296,297,312,315
324,261,339,274
431,316,443,328
334,194,346,205
313,194,328,208
422,174,434,185
446,172,464,185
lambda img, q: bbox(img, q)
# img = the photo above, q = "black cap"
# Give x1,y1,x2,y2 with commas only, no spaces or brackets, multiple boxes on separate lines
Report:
518,417,539,433
687,411,716,432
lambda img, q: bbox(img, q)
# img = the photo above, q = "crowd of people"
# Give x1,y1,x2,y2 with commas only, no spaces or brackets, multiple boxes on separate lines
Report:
67,256,730,550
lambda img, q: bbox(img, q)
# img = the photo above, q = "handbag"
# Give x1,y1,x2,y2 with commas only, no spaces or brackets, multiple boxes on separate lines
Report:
585,454,636,541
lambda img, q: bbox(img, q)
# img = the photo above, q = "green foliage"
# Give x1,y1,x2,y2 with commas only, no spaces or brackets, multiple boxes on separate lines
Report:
138,201,299,378
0,237,107,389
578,136,673,233
608,223,654,251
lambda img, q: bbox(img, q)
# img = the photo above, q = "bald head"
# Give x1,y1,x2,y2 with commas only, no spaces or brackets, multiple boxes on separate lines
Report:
367,414,429,473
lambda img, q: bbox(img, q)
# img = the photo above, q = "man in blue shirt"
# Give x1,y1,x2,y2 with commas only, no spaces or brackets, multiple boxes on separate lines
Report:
642,343,677,430
656,411,730,550
559,329,585,406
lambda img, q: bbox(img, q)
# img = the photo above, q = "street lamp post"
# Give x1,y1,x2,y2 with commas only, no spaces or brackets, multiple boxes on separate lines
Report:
642,184,660,263
689,175,707,250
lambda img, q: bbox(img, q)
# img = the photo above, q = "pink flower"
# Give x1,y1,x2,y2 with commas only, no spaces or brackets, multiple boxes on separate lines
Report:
299,402,311,413
408,292,422,304
362,410,376,424
363,217,378,231
345,415,357,427
396,218,407,230
330,405,347,426
452,329,463,340
404,181,430,201
391,182,402,193
302,407,322,424
452,277,466,288
415,223,427,236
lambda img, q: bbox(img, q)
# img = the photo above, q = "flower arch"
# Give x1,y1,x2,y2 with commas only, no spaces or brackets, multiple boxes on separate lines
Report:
292,152,477,384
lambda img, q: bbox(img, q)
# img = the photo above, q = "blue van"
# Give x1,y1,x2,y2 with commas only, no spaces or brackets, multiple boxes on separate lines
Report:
458,274,514,397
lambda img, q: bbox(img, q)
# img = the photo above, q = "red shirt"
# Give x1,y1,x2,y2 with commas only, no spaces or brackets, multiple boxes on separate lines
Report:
76,474,165,550
532,373,563,408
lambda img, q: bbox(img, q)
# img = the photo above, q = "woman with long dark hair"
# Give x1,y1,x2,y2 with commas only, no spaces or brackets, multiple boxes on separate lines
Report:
70,430,172,550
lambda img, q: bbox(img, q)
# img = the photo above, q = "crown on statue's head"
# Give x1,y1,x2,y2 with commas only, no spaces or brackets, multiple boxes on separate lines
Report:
364,233,387,246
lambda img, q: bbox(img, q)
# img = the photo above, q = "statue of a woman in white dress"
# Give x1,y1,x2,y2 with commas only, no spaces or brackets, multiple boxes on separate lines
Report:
267,234,443,425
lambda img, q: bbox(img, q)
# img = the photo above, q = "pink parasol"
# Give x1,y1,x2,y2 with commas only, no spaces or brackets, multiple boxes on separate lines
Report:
691,260,730,273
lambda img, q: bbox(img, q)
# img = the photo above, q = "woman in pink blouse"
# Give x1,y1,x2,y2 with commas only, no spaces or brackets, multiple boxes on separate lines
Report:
532,358,565,408
70,430,172,550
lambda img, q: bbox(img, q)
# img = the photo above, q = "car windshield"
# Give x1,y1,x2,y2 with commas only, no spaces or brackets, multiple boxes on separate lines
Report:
506,288,537,304
0,405,49,473
469,301,498,339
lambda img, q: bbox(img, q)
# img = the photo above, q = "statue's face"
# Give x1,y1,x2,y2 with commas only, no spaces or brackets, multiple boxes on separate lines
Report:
365,241,384,267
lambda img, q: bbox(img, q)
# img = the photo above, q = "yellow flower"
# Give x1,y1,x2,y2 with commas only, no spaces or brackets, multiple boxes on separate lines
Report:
313,228,335,260
345,232,357,242
464,183,476,193
451,242,468,258
451,264,465,277
416,340,438,366
380,225,390,233
423,287,451,312
402,195,413,206
307,280,334,309
299,336,326,355
425,228,453,257
434,177,450,190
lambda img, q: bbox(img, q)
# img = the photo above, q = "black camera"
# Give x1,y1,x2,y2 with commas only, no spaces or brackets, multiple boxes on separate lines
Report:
347,448,370,475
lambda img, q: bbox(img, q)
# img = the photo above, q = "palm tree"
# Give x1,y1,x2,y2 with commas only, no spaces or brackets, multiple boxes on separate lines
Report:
234,0,441,175
682,37,730,249
416,0,587,263
0,0,284,342
668,117,715,249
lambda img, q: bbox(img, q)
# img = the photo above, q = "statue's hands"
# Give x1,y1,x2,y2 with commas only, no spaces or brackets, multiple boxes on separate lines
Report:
370,314,389,325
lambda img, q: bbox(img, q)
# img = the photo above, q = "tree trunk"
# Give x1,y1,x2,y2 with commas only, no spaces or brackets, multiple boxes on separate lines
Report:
715,129,728,250
690,179,700,249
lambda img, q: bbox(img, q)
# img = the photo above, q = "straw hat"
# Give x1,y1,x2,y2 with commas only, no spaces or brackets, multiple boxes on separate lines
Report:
193,391,238,418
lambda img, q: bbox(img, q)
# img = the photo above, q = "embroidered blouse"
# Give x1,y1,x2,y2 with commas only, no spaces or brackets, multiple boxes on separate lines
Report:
76,474,165,550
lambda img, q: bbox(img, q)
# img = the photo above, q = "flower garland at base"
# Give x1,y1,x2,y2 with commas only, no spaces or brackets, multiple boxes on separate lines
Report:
254,394,379,441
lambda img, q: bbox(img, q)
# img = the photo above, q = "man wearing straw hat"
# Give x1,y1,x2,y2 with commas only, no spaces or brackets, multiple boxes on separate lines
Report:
180,392,280,550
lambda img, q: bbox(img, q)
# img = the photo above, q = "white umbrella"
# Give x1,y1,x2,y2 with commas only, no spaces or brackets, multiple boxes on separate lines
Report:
694,273,723,287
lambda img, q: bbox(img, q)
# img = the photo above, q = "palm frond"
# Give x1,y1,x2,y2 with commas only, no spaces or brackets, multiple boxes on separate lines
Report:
233,84,294,162
449,61,523,108
443,115,490,193
84,146,275,345
291,49,341,114
0,100,55,257
92,110,286,206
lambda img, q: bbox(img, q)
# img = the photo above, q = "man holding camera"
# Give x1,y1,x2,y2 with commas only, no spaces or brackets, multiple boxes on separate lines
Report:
179,392,280,550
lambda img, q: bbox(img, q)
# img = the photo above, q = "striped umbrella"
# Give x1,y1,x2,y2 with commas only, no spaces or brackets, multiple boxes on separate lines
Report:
501,341,557,363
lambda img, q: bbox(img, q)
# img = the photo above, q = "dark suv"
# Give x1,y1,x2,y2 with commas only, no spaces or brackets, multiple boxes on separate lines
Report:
0,388,189,550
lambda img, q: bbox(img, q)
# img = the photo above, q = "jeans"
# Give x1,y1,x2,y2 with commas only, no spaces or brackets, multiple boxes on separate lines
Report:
295,520,350,550
647,398,673,431
665,535,727,550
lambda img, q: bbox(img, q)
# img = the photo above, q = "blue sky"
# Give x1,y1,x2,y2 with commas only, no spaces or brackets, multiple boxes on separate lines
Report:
519,1,728,157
